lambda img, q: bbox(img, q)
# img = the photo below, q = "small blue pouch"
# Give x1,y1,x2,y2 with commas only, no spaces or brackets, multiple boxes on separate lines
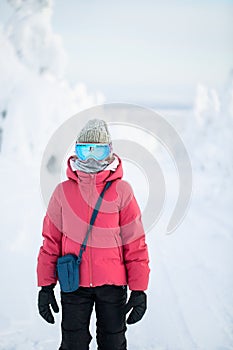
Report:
57,254,80,292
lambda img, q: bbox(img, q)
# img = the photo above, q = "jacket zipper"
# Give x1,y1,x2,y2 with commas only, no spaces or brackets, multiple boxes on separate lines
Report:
62,234,67,255
88,174,95,287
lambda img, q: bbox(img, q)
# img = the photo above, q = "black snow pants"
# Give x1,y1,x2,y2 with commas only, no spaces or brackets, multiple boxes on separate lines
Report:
58,284,128,350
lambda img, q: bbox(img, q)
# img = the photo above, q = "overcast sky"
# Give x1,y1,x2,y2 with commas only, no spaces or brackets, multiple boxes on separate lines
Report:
1,0,233,107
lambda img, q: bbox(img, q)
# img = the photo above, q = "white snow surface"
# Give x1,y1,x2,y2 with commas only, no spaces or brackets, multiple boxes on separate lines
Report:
0,1,233,349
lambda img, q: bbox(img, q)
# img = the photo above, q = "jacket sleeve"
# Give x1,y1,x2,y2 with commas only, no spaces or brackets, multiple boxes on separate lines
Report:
119,181,150,291
37,184,62,287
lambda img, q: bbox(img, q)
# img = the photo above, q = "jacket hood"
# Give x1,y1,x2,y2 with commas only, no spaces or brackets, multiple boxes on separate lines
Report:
66,153,123,185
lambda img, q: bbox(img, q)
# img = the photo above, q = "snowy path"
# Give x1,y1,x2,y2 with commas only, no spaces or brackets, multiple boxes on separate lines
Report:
124,196,233,350
150,199,233,350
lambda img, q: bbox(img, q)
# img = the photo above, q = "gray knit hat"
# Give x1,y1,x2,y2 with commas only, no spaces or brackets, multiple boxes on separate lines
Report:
76,118,112,144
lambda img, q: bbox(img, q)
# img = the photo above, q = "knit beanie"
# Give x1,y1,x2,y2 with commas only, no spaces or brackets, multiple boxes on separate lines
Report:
76,118,112,144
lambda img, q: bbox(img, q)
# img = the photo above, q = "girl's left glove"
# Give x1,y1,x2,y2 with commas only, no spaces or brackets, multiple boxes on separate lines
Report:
38,284,59,324
125,290,147,324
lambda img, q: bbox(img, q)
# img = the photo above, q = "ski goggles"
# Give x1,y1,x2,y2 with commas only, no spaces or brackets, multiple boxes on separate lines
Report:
75,142,112,161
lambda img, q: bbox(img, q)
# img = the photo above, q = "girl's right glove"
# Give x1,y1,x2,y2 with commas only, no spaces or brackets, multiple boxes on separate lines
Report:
38,284,59,324
125,290,147,324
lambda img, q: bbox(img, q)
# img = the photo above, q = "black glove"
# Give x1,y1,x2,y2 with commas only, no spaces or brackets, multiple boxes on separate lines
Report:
125,290,147,324
38,283,59,324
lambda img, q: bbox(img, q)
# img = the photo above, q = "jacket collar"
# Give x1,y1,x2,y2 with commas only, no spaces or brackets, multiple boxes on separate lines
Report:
66,153,123,185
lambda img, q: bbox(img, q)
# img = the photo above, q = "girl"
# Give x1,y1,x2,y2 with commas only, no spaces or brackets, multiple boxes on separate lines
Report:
37,118,150,350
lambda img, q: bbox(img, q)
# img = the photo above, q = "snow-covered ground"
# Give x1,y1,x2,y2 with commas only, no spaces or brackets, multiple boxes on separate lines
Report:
0,1,233,349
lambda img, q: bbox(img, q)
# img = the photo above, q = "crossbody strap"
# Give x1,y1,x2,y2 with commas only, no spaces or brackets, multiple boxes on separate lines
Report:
77,180,113,264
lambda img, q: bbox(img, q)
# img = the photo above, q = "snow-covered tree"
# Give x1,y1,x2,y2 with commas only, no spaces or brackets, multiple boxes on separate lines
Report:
0,0,105,161
185,78,233,201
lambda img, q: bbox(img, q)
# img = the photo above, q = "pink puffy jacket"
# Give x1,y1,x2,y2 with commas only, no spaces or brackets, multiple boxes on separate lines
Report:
37,153,150,291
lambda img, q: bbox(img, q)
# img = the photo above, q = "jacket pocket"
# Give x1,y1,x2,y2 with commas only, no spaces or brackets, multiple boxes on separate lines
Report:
114,234,123,263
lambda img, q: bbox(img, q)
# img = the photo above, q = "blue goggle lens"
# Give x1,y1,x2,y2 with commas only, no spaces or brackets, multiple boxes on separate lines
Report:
75,143,111,161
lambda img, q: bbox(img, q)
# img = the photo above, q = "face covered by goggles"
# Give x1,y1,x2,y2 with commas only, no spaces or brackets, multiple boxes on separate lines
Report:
75,142,112,162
